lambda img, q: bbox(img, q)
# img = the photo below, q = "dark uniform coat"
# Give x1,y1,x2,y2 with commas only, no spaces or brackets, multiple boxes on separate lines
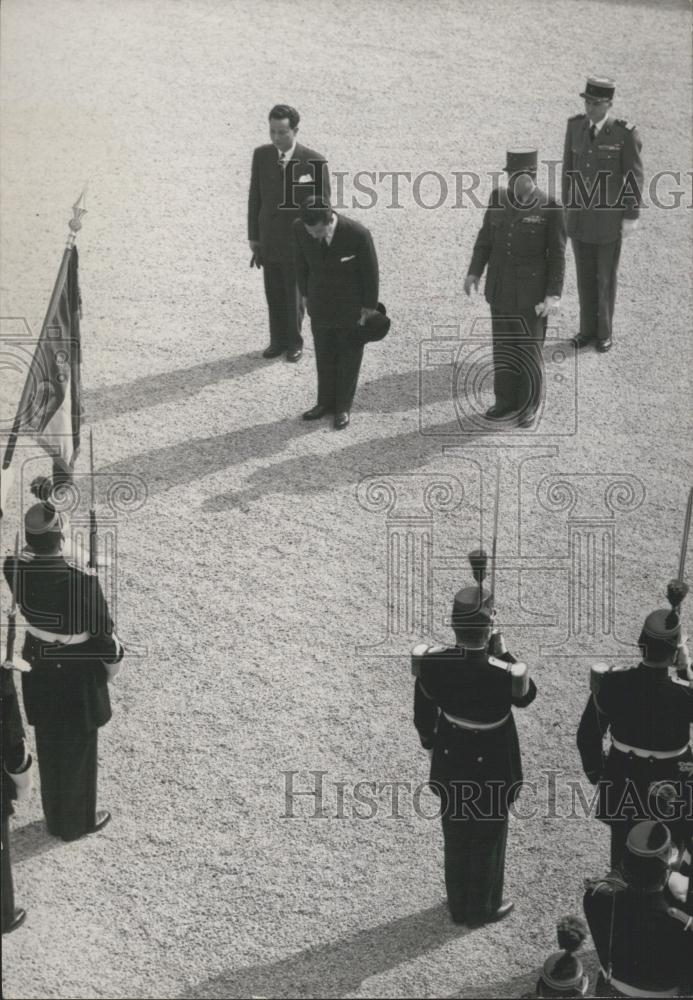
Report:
577,665,693,865
247,141,330,354
414,645,537,818
583,878,693,996
3,550,123,841
3,552,121,734
562,115,643,244
468,186,566,416
293,213,379,413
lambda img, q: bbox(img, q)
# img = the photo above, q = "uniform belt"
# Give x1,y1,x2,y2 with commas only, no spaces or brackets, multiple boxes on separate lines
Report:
611,737,689,760
604,972,678,998
442,711,510,731
27,625,90,646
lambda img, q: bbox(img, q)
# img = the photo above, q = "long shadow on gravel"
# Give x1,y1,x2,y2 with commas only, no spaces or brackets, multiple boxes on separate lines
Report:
85,351,268,424
204,417,492,512
10,818,63,863
98,368,474,497
180,903,470,999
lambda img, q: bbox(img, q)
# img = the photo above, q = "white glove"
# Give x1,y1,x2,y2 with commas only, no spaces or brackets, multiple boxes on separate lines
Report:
622,219,639,238
535,295,561,318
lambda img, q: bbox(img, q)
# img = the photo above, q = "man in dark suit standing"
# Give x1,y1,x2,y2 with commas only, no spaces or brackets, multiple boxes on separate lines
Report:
3,481,124,842
562,77,643,353
293,197,379,429
248,104,330,363
465,149,566,428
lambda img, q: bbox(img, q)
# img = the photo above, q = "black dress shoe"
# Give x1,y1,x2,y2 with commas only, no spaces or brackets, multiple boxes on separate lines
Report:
484,404,515,420
62,809,111,842
334,411,350,430
574,333,594,349
596,338,613,353
3,908,27,935
488,899,515,922
286,347,303,363
302,404,330,421
262,345,285,359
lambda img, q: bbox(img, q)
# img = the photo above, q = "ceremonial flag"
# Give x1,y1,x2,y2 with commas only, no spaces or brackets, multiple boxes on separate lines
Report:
3,216,85,487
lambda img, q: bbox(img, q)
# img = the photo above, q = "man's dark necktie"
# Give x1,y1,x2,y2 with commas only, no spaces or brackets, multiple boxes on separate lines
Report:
589,124,597,143
321,238,329,260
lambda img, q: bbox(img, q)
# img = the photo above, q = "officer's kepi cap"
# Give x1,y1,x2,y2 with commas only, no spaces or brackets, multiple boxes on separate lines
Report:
638,608,680,664
504,149,538,174
451,585,493,628
624,820,674,877
580,76,615,101
24,501,63,543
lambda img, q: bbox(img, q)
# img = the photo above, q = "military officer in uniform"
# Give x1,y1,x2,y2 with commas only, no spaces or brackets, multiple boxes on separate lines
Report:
2,481,124,841
412,550,537,926
577,592,693,869
562,77,644,353
464,148,566,428
583,820,693,997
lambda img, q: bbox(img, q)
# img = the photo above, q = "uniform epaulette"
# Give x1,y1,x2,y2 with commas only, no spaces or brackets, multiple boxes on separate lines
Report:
667,906,693,932
411,642,447,677
584,872,626,896
615,119,636,131
569,113,587,121
488,655,511,673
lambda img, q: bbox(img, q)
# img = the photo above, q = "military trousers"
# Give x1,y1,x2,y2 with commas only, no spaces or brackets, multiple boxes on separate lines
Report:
263,260,304,351
311,323,364,414
35,728,98,841
572,237,622,344
441,814,508,923
1,816,17,933
490,309,547,417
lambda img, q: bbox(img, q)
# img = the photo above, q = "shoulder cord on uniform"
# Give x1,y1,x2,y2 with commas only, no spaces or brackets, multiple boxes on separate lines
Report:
667,906,693,932
592,692,608,772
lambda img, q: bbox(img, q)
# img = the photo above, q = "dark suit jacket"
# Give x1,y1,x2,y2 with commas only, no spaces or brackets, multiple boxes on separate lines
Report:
292,213,379,327
562,113,644,244
468,186,566,314
3,553,123,734
248,142,330,263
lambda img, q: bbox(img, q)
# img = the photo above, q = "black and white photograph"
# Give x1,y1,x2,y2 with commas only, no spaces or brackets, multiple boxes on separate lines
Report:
1,0,692,996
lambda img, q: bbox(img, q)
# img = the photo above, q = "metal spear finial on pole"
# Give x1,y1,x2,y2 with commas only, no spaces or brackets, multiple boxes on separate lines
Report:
67,185,88,247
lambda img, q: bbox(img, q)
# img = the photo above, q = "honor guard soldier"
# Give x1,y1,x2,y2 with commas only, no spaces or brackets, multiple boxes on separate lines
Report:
2,479,124,842
562,77,644,353
411,550,537,926
522,916,589,998
465,148,566,428
577,584,693,869
1,665,33,934
583,821,693,998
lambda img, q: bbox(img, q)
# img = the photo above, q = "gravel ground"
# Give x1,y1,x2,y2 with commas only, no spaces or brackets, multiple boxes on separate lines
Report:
1,0,691,997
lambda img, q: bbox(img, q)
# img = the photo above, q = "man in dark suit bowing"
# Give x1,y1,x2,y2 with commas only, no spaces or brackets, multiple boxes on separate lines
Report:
248,104,330,362
293,197,380,429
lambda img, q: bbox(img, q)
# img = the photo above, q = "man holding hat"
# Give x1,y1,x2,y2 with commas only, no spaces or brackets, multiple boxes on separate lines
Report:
293,196,380,429
583,820,693,997
465,150,566,428
411,550,537,926
2,479,124,842
562,77,644,353
577,594,693,869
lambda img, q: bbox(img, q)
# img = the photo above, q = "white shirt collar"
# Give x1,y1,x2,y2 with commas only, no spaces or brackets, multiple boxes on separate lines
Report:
591,114,609,135
278,141,297,165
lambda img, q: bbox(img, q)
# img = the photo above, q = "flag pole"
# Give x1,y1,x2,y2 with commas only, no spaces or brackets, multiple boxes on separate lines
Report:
2,188,88,472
